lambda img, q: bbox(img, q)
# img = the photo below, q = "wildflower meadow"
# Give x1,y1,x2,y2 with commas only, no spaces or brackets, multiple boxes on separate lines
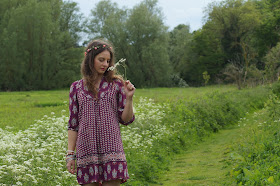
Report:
1,84,280,185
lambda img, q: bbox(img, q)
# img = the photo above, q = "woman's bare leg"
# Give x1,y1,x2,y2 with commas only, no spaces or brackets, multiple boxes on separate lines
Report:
102,179,121,186
83,183,99,186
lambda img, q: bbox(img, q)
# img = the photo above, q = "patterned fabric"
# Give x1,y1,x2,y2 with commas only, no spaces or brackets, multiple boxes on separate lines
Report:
68,77,134,185
77,161,129,185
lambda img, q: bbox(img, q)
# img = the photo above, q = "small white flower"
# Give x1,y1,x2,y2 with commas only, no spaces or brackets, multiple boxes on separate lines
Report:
107,58,126,71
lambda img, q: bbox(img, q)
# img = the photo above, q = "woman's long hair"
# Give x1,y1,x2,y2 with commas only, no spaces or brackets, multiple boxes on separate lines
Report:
81,39,123,97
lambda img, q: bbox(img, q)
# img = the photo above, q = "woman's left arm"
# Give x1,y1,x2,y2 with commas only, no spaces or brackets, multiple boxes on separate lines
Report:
121,80,135,123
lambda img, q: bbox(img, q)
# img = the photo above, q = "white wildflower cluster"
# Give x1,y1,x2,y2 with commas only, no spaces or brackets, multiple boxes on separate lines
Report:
0,97,171,185
121,97,172,152
107,58,126,71
0,111,77,185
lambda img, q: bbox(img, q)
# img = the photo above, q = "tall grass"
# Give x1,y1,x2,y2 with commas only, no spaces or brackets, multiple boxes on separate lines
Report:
229,83,280,185
123,86,270,185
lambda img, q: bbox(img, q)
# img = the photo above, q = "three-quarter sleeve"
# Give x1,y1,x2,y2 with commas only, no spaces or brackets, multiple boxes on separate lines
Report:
68,81,79,131
117,81,135,125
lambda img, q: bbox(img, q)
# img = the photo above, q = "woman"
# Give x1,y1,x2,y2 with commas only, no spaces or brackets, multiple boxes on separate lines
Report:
66,39,135,186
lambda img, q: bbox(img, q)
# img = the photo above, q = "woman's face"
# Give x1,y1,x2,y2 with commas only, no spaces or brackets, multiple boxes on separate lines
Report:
93,50,111,75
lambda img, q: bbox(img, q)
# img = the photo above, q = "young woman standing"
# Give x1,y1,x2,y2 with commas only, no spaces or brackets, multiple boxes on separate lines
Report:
66,39,135,186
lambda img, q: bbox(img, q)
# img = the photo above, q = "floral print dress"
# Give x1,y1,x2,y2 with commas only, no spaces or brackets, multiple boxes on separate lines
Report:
68,77,134,185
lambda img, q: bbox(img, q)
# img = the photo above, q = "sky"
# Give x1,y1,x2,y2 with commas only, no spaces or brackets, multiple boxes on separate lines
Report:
74,0,222,31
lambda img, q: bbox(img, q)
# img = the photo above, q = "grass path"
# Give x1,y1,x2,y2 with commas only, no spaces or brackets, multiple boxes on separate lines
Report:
151,115,254,186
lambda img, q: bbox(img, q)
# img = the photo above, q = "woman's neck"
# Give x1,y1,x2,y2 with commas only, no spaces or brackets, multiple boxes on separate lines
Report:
95,75,103,89
96,75,103,82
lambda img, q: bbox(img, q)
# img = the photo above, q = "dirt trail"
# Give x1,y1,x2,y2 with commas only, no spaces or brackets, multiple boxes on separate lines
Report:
151,124,247,185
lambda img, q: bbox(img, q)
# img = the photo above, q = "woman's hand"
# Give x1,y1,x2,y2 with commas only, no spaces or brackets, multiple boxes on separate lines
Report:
66,159,76,174
124,80,135,99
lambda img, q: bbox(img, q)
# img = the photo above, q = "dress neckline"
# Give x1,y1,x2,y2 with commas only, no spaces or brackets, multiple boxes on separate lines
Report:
81,77,110,100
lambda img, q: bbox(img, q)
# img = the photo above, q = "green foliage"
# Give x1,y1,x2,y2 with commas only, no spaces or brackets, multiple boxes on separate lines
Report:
170,74,189,87
124,0,173,87
187,0,269,86
253,0,280,58
0,86,271,185
271,81,280,98
123,86,270,185
182,0,278,87
205,0,260,60
229,92,280,185
187,28,225,85
246,65,264,87
168,24,193,84
87,0,172,88
0,0,83,91
0,86,236,133
1,0,280,89
265,42,280,83
202,71,210,86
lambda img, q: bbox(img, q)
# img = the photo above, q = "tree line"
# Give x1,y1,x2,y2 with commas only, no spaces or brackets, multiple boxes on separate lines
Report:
0,0,279,91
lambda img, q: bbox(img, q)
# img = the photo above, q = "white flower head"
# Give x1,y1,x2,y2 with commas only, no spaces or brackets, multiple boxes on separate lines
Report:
107,58,126,71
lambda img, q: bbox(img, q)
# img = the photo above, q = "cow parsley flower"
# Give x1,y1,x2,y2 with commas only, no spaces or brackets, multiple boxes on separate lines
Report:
107,58,126,71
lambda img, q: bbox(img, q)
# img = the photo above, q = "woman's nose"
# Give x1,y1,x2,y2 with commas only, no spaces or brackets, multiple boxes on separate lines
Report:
103,62,109,66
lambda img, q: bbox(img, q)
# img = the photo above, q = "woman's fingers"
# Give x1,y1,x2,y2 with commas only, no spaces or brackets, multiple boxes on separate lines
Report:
66,160,76,174
125,80,135,91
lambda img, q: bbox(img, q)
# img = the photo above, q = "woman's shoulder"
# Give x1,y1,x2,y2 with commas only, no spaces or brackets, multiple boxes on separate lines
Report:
70,79,83,90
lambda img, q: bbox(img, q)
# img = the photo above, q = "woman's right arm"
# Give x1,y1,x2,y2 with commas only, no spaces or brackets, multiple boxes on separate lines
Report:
67,130,78,174
67,82,79,174
68,130,78,151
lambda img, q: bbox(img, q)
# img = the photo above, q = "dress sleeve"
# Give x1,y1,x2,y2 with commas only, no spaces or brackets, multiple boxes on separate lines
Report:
68,81,79,131
117,81,135,125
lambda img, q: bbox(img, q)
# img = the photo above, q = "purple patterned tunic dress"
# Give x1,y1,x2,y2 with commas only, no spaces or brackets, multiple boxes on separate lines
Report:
68,77,134,185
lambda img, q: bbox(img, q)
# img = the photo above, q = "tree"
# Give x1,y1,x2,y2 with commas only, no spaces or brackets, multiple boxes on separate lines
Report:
264,42,280,83
185,28,224,85
87,0,172,87
87,0,129,63
205,0,260,60
0,0,83,90
59,0,84,43
87,0,119,39
196,0,261,86
168,24,192,73
125,0,172,87
253,0,280,59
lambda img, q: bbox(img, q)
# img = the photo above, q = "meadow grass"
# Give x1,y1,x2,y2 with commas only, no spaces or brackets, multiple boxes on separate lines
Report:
152,103,280,185
0,84,272,185
134,85,236,103
0,85,236,132
0,90,68,132
228,94,280,185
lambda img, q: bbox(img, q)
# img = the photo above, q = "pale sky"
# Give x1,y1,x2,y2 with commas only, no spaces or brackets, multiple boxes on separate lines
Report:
74,0,221,31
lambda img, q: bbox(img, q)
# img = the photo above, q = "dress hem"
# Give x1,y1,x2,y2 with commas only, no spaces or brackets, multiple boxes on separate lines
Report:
76,161,129,185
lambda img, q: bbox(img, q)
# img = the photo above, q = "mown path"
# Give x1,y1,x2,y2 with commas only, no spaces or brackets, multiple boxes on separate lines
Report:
151,114,254,186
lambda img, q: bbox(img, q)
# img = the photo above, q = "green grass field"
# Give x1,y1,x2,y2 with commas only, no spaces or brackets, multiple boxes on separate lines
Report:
0,85,236,132
1,84,279,185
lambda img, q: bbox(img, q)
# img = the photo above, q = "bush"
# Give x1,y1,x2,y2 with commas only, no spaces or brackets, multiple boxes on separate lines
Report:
271,81,280,98
229,90,280,185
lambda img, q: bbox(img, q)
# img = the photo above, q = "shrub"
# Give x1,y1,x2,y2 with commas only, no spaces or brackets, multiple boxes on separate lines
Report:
229,90,280,185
